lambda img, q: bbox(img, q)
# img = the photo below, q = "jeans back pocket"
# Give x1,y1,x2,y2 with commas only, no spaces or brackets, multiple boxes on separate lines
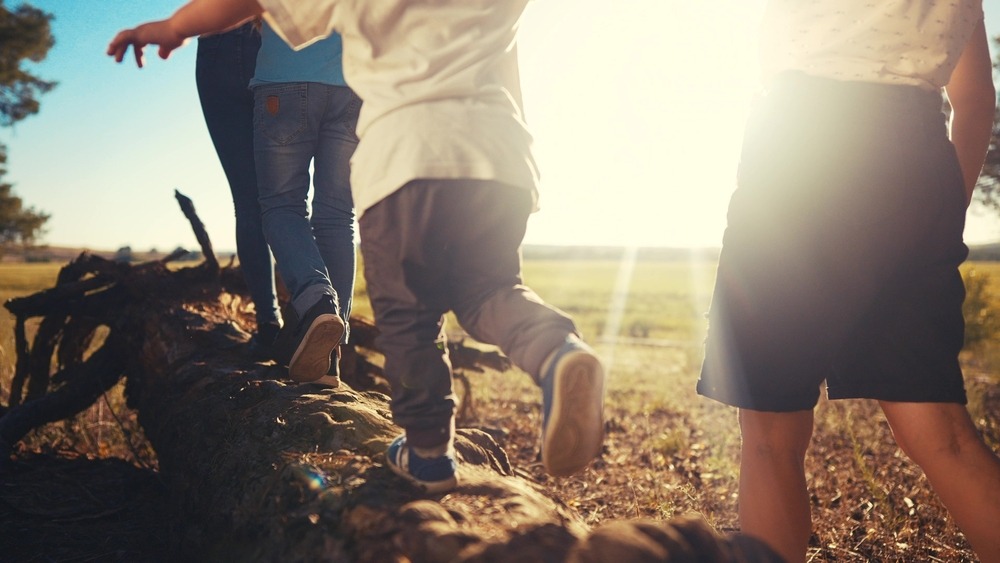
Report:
254,83,309,145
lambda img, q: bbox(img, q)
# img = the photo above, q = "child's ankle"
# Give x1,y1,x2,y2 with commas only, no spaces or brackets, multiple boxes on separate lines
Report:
539,333,584,380
405,419,455,457
411,442,451,458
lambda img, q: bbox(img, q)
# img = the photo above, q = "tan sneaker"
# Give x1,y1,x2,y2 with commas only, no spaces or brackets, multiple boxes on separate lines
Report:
539,336,605,477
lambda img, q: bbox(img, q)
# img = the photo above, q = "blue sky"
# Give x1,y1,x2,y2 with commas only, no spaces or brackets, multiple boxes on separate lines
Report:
2,1,1000,254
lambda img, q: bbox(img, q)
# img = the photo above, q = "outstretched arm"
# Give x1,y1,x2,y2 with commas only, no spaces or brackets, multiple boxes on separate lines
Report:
107,0,263,67
944,18,995,206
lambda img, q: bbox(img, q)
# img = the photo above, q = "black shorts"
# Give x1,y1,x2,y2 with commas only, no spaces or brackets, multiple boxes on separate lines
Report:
697,74,969,412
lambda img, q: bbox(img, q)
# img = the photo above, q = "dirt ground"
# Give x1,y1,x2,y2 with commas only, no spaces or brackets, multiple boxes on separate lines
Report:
2,357,997,562
471,386,994,562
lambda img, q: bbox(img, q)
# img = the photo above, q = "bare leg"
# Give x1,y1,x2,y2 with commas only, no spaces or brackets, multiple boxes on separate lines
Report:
738,408,814,563
880,401,1000,562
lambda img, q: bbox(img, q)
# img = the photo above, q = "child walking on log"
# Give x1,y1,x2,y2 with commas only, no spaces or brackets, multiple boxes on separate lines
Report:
108,0,606,494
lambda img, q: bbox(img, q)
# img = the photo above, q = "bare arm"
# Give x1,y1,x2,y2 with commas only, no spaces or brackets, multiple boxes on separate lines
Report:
107,0,263,67
944,18,995,206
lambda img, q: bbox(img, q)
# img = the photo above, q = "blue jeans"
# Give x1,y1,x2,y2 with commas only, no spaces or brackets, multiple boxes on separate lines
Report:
253,81,361,337
196,24,281,328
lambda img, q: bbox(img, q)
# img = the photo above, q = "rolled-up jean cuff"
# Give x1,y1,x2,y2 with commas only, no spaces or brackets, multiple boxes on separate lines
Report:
405,420,454,449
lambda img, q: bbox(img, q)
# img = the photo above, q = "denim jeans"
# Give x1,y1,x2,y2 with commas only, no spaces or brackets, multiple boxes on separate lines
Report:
253,81,361,335
196,24,281,328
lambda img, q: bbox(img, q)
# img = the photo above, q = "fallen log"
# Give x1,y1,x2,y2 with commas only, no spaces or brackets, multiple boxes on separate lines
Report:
0,195,780,562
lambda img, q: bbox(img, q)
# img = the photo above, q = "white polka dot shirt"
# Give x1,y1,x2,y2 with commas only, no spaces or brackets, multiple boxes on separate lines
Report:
760,0,984,90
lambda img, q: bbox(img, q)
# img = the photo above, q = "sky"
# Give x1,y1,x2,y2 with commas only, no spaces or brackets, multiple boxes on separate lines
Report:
2,1,1000,254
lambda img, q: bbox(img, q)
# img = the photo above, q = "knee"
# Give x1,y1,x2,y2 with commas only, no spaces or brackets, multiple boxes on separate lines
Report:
312,198,356,223
880,402,984,467
739,409,814,459
890,421,974,467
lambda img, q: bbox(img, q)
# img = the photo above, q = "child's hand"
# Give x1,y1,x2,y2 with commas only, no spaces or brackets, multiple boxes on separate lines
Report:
107,20,189,68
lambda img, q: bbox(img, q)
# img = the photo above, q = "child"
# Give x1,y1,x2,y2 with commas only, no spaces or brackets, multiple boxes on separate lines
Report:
250,23,360,384
696,2,1000,562
108,0,606,493
195,22,281,359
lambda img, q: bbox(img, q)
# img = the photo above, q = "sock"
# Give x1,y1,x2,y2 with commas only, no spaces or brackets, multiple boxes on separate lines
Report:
539,333,582,380
411,442,450,458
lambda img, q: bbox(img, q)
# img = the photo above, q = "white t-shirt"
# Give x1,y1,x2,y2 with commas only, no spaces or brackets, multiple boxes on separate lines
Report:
760,0,984,91
258,0,539,216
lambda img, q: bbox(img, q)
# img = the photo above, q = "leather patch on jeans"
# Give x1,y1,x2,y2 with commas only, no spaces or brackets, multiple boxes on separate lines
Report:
266,95,279,115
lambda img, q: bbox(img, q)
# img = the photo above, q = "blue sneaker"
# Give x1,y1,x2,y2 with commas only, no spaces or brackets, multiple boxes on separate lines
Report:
539,336,605,476
385,435,458,493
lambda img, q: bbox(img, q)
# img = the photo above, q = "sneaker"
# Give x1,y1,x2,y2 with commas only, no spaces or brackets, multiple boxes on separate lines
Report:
385,435,458,493
248,321,281,360
303,348,341,388
539,336,605,477
280,296,345,383
307,373,341,387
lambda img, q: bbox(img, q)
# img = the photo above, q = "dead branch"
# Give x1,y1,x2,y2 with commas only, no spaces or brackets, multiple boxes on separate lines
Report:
174,189,218,272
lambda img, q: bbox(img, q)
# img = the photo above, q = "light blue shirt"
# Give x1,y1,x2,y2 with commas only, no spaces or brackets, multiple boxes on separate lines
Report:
249,23,347,88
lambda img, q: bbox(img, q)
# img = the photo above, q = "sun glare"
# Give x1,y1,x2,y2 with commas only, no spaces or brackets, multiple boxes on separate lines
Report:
518,1,766,249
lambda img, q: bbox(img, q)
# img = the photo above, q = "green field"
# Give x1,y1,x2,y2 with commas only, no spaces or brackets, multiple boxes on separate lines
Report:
0,263,63,386
4,257,1000,426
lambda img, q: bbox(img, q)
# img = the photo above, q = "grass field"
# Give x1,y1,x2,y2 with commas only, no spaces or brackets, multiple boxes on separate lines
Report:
0,263,63,394
2,256,1000,561
2,256,999,454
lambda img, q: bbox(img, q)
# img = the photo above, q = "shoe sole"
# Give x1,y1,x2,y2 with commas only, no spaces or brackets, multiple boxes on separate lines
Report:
304,374,341,388
288,314,345,382
542,350,605,477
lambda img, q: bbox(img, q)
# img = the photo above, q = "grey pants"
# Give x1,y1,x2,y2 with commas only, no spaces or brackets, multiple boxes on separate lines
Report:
359,179,578,448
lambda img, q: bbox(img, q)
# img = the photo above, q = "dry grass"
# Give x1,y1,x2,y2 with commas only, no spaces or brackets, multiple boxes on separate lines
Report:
2,256,999,562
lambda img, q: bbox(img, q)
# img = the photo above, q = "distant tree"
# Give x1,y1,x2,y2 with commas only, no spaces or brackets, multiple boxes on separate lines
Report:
115,246,133,263
976,107,1000,210
973,36,1000,211
0,1,55,257
0,147,48,257
0,1,56,126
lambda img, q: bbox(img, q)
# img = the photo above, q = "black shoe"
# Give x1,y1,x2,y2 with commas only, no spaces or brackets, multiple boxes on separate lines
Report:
328,345,342,378
278,296,345,383
302,347,342,388
248,322,281,360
